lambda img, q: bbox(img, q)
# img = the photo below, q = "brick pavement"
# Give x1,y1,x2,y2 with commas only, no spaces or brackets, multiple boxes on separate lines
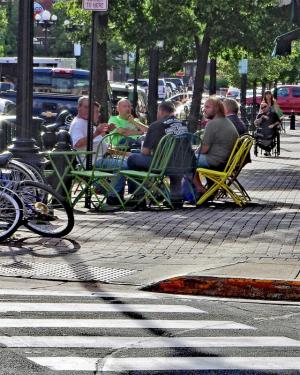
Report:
0,124,299,285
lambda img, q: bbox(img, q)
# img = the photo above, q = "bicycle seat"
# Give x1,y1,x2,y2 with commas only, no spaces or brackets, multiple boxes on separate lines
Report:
0,152,13,167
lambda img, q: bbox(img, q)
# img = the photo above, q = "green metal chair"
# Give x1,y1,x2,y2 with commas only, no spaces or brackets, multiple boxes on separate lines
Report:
120,134,176,208
70,134,126,209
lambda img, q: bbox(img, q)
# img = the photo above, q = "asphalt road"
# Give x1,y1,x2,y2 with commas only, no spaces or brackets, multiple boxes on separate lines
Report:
0,283,299,374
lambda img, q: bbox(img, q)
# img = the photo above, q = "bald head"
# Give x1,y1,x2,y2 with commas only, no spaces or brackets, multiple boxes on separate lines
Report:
117,98,132,118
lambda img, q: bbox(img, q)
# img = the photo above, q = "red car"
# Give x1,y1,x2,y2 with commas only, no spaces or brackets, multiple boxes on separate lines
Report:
274,85,300,114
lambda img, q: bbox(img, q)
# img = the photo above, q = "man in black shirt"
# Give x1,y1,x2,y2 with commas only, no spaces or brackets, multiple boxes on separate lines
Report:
127,101,190,206
224,98,248,136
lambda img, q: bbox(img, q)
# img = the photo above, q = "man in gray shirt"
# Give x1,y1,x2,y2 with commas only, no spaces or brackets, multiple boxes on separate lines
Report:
194,96,239,193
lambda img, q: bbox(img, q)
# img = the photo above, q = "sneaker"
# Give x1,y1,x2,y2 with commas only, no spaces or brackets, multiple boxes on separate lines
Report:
106,196,124,206
170,199,184,209
264,151,271,156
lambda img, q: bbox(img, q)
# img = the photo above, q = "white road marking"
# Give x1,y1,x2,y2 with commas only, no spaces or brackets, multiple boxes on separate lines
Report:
2,336,298,348
9,336,300,349
28,356,300,371
0,303,204,313
0,319,254,330
0,289,158,299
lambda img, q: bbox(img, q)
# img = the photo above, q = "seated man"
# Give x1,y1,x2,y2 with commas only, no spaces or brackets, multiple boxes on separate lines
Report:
223,98,248,136
194,96,239,194
109,98,148,148
127,101,191,207
69,96,127,205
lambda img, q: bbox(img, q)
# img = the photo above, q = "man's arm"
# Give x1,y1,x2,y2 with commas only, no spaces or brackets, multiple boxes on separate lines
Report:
128,115,149,133
114,127,143,137
141,146,151,156
200,144,210,154
74,123,108,148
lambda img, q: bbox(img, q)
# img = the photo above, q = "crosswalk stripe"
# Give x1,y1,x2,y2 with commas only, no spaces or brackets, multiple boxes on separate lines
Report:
2,336,298,348
0,289,158,299
0,303,204,313
0,319,254,329
28,356,300,371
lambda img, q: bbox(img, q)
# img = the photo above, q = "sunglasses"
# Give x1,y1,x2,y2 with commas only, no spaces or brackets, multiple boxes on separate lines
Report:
261,106,267,109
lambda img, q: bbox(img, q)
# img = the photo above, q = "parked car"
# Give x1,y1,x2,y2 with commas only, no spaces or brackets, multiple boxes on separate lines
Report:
167,92,193,104
274,85,300,114
0,82,15,92
226,87,240,99
166,81,177,96
127,78,149,95
127,78,168,100
0,98,16,115
165,77,185,92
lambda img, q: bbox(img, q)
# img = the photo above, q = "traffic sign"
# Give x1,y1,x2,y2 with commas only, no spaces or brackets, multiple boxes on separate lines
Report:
82,0,108,11
238,59,248,74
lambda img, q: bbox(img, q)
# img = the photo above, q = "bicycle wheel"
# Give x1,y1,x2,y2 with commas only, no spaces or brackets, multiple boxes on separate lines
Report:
1,159,36,192
18,181,74,238
0,188,23,242
10,160,47,185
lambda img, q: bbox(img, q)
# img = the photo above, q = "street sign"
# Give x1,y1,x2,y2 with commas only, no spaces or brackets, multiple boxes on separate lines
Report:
238,59,248,74
82,0,108,11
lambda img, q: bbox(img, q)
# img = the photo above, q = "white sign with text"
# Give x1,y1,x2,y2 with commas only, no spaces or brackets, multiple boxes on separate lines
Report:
82,0,108,11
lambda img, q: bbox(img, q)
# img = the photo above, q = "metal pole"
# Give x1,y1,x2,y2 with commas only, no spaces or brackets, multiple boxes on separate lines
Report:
8,0,41,165
240,73,247,124
44,26,48,56
85,11,97,208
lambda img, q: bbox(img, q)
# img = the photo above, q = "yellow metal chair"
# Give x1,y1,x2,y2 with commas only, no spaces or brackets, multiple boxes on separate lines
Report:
196,135,253,207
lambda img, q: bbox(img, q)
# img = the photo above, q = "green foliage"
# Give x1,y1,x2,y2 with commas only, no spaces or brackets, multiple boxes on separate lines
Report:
0,0,16,56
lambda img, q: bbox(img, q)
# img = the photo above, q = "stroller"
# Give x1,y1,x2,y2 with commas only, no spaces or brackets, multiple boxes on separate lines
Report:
254,123,280,157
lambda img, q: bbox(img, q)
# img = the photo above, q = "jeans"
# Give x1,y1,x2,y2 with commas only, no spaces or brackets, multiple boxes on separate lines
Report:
195,153,210,168
127,153,183,201
95,157,128,197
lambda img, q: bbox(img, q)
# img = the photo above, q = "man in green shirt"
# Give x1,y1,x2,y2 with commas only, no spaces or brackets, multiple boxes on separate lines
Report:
108,98,148,147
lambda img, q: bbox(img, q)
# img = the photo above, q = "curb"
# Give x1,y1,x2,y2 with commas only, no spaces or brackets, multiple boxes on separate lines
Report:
142,275,300,301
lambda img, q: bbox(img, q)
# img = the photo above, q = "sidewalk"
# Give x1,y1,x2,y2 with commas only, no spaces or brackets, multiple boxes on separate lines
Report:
0,124,299,294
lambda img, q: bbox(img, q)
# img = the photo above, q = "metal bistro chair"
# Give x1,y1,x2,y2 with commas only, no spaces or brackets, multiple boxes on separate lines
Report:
196,135,253,207
70,134,126,209
120,134,176,208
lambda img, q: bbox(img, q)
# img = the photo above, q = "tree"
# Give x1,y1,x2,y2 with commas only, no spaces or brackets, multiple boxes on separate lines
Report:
187,0,292,130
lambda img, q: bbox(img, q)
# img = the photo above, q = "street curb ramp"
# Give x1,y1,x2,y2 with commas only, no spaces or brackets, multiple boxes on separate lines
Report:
142,276,300,301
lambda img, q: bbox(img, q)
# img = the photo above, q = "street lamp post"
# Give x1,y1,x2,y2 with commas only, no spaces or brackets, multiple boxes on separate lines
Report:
8,0,42,165
63,20,83,58
35,10,58,56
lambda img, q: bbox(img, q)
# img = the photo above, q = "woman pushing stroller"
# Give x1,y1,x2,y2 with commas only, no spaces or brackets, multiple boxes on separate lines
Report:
254,102,281,156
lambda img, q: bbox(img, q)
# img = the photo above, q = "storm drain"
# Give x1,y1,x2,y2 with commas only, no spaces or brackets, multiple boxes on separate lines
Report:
0,261,136,282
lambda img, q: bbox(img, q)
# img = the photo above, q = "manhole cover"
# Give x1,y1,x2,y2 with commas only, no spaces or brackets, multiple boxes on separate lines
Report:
0,261,136,282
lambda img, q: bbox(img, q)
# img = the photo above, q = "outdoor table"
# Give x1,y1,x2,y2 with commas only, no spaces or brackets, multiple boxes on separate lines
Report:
43,150,95,205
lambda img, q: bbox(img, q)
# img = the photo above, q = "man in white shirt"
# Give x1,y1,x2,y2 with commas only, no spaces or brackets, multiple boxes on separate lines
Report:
69,96,127,205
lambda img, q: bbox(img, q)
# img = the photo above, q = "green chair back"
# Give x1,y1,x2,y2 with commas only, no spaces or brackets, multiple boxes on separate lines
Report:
147,134,176,175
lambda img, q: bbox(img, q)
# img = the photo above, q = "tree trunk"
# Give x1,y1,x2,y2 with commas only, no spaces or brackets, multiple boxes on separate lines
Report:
148,47,159,124
209,58,217,95
261,81,266,99
132,46,140,117
188,28,211,132
252,79,257,125
94,13,109,122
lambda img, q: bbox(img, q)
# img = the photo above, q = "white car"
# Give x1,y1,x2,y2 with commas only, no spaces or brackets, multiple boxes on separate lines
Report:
127,78,168,100
226,87,240,98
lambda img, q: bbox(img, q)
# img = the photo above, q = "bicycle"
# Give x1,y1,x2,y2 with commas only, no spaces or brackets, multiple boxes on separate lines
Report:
0,156,74,241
